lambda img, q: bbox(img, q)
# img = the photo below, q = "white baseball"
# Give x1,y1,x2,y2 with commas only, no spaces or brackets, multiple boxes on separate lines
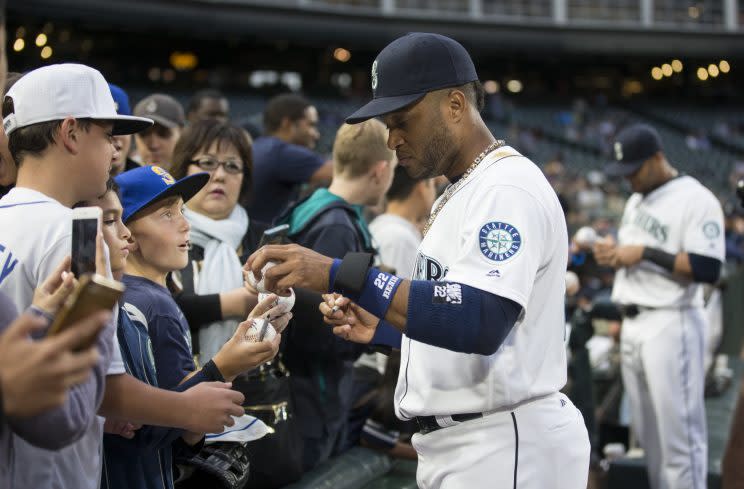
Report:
244,318,277,343
247,261,277,294
565,271,580,296
259,288,295,315
574,226,598,247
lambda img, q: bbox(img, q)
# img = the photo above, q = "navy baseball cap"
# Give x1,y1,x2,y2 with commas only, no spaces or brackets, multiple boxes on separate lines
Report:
346,33,479,124
108,84,132,116
115,165,209,222
605,124,663,177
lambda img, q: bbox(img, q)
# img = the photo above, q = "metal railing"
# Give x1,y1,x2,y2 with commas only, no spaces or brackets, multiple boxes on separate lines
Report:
251,0,740,30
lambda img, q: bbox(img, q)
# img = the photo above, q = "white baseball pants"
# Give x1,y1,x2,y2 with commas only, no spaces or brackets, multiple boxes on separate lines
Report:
411,392,590,489
621,307,707,489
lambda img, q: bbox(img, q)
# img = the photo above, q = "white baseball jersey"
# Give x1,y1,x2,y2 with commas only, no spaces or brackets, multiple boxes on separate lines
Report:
611,176,725,308
394,146,569,419
0,187,125,489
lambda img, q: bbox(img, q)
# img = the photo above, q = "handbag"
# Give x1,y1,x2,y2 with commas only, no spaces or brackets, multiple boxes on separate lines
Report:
232,357,305,488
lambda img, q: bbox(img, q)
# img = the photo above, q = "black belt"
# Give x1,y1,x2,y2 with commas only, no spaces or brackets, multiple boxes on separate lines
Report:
618,304,640,318
618,304,664,319
415,412,484,435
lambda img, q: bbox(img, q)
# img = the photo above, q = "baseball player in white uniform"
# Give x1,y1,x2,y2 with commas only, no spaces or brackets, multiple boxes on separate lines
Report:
246,33,590,489
595,123,725,489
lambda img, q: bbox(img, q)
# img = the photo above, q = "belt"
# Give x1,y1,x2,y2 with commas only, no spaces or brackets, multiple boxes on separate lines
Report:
415,413,484,435
618,304,641,319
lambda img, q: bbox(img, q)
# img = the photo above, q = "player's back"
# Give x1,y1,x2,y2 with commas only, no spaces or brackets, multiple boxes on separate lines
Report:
395,146,569,418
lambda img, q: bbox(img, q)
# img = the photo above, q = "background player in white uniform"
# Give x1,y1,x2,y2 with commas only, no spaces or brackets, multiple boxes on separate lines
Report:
595,123,725,489
245,33,590,489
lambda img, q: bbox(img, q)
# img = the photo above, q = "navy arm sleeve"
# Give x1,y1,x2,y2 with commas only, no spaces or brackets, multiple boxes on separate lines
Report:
406,281,522,356
689,253,722,284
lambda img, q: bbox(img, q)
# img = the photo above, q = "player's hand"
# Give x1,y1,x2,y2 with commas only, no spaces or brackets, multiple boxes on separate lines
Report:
613,245,645,268
32,256,76,316
319,293,379,344
0,310,109,417
593,236,617,267
245,244,334,294
180,382,245,433
104,418,142,439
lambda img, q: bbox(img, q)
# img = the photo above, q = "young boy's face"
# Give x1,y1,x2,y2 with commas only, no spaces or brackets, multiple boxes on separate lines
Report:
95,191,131,274
127,196,191,273
76,121,120,202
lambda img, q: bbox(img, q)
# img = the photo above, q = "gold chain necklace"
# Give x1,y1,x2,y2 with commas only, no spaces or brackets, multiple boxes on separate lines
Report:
422,140,506,237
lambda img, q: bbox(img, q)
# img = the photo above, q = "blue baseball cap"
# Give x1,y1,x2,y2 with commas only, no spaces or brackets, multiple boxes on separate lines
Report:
108,83,132,116
346,33,479,124
605,124,664,177
115,165,209,222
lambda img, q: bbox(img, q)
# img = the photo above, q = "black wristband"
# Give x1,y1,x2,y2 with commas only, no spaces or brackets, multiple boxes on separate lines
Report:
642,247,676,273
201,360,225,382
333,252,374,298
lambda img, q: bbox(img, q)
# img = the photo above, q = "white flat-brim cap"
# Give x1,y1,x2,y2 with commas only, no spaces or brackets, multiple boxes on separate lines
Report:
2,63,153,136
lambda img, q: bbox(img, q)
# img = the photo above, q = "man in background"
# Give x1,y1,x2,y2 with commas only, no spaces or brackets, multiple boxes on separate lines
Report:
134,93,185,170
370,165,436,277
249,93,332,223
187,88,229,123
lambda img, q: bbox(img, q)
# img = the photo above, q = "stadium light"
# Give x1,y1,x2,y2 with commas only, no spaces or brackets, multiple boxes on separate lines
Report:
163,69,176,83
697,67,709,81
708,64,719,77
506,79,523,93
35,33,47,47
170,51,198,71
483,80,500,94
40,46,52,60
148,67,161,82
720,60,730,73
651,67,663,80
13,38,25,52
333,48,351,63
661,64,673,77
671,60,683,72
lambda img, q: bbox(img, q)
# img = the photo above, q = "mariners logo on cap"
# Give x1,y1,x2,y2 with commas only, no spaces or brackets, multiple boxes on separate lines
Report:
371,60,379,93
614,142,624,161
145,100,158,113
479,221,522,262
151,165,175,185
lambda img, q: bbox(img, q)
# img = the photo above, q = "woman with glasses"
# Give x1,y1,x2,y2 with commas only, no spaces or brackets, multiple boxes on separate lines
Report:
169,119,273,364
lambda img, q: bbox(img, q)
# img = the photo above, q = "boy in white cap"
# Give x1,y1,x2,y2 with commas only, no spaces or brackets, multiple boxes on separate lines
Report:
0,63,245,489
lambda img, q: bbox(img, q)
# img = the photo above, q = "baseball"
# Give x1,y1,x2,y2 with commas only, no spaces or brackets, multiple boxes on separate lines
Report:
244,318,277,343
574,226,598,247
565,271,580,296
259,288,295,315
247,261,278,293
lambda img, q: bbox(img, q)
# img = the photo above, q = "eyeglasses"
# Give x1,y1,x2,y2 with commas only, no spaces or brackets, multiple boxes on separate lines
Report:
189,159,244,175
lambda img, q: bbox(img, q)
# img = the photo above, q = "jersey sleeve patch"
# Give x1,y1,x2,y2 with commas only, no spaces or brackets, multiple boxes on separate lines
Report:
479,221,522,262
703,221,721,239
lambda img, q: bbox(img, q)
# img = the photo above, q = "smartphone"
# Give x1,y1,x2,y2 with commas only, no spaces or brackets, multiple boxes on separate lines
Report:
71,207,102,277
47,274,125,350
258,224,290,248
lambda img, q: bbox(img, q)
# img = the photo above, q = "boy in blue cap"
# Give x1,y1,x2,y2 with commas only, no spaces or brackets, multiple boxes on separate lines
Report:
109,165,286,489
108,84,140,175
